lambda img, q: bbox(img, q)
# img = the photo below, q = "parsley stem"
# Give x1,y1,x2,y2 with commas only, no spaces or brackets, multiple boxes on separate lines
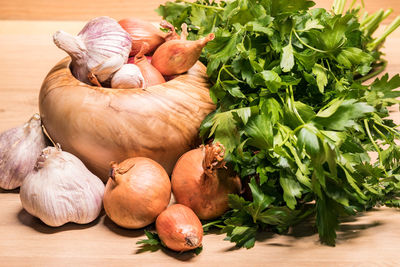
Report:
325,59,341,85
288,85,305,125
360,11,369,24
364,119,385,170
349,0,357,11
382,9,394,21
292,29,328,54
182,1,224,11
368,16,400,51
372,124,390,145
222,65,243,83
361,9,384,36
356,59,387,82
373,120,400,138
333,0,346,15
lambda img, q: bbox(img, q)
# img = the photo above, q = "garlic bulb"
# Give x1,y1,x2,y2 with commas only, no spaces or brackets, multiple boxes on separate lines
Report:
0,114,46,190
53,16,132,85
20,146,105,227
111,64,146,89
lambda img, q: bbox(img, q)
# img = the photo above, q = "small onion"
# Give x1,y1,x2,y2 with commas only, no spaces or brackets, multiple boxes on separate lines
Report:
151,23,215,76
119,18,178,56
156,204,203,252
103,157,171,229
134,43,166,87
171,142,242,220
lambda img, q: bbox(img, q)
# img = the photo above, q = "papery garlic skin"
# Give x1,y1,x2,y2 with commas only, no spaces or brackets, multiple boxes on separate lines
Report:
0,114,46,190
19,147,105,227
111,64,146,89
53,16,132,85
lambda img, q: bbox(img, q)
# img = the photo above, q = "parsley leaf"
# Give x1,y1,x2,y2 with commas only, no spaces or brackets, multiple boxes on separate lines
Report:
159,0,400,248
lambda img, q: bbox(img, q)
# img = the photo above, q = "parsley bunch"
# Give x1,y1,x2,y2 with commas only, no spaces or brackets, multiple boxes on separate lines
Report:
157,0,400,247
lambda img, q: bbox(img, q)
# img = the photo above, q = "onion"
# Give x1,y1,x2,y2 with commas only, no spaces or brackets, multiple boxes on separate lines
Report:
171,142,242,220
151,23,215,76
134,43,166,87
119,18,178,56
103,157,171,229
156,204,203,252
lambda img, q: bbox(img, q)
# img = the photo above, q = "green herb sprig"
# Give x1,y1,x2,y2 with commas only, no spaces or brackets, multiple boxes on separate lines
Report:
157,0,400,247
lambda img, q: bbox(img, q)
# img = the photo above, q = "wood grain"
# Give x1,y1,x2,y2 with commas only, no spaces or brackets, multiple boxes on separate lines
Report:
39,57,214,180
2,189,400,266
1,0,400,265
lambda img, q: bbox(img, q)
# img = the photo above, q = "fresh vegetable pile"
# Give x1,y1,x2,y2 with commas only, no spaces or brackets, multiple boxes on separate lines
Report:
157,0,400,246
2,0,400,255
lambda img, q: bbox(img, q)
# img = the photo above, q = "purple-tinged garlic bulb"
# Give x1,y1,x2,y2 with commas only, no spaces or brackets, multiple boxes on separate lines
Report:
53,16,132,85
0,114,46,190
20,146,105,227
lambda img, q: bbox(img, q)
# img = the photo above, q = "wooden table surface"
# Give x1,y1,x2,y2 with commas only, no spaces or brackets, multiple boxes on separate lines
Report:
1,1,400,266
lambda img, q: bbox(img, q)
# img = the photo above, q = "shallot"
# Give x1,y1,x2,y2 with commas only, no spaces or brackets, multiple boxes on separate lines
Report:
151,23,215,75
119,18,178,56
156,204,203,252
103,157,171,229
171,142,242,220
134,43,166,87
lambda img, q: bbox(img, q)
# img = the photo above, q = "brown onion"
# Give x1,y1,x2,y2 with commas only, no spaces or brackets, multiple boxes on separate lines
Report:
151,24,215,76
171,142,242,220
119,18,178,56
134,43,166,87
156,204,203,252
103,157,171,229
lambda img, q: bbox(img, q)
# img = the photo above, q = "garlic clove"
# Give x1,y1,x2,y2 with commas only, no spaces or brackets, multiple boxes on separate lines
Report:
91,54,125,83
53,30,90,84
111,64,146,89
19,146,105,227
0,114,47,190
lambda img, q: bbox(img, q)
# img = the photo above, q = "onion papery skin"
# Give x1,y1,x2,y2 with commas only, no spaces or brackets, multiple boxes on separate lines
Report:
156,204,203,252
119,18,166,57
151,33,214,76
103,157,171,229
171,145,242,220
39,57,215,182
